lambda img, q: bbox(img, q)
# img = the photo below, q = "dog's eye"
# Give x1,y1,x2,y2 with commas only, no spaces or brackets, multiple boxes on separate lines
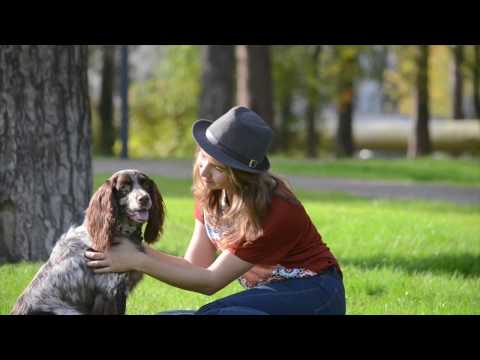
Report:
118,182,132,192
139,177,150,188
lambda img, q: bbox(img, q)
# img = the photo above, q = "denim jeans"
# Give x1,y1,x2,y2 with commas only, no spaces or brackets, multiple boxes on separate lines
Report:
159,267,346,315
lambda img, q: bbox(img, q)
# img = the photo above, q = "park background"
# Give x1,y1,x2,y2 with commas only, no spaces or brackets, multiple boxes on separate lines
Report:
0,45,479,314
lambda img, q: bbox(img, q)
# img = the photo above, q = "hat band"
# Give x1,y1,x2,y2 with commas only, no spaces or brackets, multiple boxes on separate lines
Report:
206,129,262,169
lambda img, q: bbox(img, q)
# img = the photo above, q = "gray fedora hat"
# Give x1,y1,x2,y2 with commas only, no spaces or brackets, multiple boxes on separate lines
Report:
192,106,273,173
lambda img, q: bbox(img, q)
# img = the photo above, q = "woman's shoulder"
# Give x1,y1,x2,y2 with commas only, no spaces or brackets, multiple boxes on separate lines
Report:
271,178,302,208
266,183,306,227
270,196,305,223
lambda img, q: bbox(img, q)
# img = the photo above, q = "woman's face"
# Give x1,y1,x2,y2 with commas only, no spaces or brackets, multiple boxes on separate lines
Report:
197,149,229,190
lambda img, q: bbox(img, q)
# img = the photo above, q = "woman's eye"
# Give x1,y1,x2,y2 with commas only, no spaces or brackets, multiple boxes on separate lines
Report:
214,166,224,172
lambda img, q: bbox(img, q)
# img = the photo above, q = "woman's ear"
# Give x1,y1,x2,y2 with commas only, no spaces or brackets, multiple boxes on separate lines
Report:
85,177,118,252
144,179,165,243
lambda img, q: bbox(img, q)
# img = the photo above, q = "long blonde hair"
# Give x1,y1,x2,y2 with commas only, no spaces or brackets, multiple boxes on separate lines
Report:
192,148,297,250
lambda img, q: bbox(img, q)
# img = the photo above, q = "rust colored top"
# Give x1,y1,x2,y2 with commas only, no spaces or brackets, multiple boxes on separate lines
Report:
194,189,341,288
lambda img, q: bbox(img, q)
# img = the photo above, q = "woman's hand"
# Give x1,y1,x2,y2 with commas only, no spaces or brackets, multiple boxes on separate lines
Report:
85,237,144,273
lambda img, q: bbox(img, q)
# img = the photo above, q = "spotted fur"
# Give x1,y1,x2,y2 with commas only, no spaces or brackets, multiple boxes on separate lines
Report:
11,170,165,315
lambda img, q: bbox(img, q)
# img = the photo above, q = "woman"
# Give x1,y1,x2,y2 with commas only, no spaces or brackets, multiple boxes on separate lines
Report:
85,106,346,315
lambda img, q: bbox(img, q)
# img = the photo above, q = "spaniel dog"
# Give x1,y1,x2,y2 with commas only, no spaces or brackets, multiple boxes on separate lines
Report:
11,169,165,315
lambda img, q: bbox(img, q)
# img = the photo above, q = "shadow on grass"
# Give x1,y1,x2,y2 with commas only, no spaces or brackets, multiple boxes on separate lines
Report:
341,253,480,278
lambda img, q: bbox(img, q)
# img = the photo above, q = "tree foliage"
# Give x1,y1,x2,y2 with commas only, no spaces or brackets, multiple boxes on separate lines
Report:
94,45,479,159
127,45,201,158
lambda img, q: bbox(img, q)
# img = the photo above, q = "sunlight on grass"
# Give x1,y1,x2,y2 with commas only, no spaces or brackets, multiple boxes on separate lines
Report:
270,156,480,186
1,173,479,315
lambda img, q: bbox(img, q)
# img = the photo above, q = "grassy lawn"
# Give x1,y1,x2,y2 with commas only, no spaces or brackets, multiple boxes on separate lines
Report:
1,174,479,315
270,156,480,186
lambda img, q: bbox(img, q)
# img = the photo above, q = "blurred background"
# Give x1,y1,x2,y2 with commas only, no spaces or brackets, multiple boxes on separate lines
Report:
88,45,480,160
1,45,479,314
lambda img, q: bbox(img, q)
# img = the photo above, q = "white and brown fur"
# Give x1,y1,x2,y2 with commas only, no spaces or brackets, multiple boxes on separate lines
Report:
11,169,165,315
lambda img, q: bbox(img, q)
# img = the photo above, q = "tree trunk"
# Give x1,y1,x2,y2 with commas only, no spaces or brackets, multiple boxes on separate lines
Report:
335,50,356,158
377,46,391,113
336,88,354,157
236,45,276,150
98,45,116,155
305,103,319,158
305,46,322,158
408,45,432,158
198,45,235,121
278,91,293,153
474,45,480,119
0,45,92,262
452,45,465,120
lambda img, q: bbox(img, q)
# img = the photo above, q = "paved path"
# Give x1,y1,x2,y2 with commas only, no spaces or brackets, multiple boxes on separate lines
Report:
93,159,480,205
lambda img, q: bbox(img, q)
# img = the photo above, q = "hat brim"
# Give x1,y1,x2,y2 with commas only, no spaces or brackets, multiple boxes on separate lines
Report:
192,119,270,174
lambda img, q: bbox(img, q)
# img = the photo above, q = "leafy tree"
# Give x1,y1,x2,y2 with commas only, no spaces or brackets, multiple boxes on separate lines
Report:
332,46,362,158
272,45,301,153
128,45,200,158
474,45,480,119
384,45,451,119
236,45,275,150
198,45,235,121
303,45,322,158
408,45,432,157
361,45,396,112
98,45,116,155
272,45,329,157
451,45,466,120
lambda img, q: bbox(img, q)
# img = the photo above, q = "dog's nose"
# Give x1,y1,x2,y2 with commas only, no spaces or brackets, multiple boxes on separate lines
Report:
138,194,150,206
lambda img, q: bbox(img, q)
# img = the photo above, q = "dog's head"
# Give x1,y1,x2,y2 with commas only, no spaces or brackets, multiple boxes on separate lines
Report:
85,169,165,252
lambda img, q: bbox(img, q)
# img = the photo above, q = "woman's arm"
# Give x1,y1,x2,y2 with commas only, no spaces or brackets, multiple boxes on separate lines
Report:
135,248,252,295
142,246,191,266
87,243,252,295
184,220,217,267
137,220,216,268
86,220,251,295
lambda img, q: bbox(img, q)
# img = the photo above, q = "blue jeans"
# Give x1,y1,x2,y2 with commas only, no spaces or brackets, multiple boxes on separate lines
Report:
160,267,346,315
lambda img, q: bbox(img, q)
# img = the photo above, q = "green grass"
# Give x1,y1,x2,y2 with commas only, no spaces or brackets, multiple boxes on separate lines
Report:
270,157,480,186
1,174,479,315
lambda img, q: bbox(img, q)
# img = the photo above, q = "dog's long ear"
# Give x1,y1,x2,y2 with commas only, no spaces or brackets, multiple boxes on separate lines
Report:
144,178,165,244
85,177,118,252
